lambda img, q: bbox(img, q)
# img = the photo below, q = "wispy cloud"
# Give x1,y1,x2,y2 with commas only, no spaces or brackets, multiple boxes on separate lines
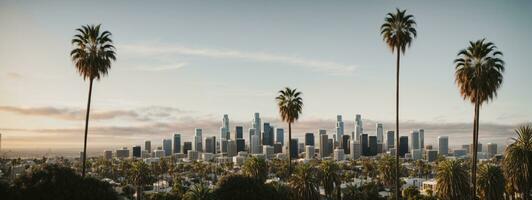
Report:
121,43,357,75
134,62,188,71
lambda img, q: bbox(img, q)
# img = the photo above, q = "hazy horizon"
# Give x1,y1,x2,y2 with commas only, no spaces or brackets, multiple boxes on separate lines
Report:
1,0,531,151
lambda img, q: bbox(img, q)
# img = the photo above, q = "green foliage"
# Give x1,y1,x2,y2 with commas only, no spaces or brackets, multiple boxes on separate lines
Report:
289,163,320,200
242,157,268,183
435,159,470,200
477,164,505,200
319,160,341,200
342,182,383,200
503,125,532,199
183,183,215,200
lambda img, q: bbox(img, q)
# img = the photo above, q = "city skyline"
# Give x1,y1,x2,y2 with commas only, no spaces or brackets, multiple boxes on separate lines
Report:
1,0,531,151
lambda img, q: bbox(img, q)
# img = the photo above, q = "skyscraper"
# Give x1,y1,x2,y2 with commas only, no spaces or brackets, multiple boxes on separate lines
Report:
419,129,424,149
276,128,284,146
305,145,315,160
183,142,192,155
376,123,383,144
361,134,369,156
145,140,151,153
342,135,350,154
319,134,329,158
369,136,378,156
236,138,245,152
132,146,141,158
438,136,449,156
487,143,497,157
221,114,230,140
251,134,261,154
336,115,344,143
386,131,394,150
163,139,172,156
399,136,409,157
227,139,237,157
248,128,256,148
305,133,315,146
327,139,334,157
263,122,274,146
252,113,261,144
205,136,216,154
355,114,363,141
235,126,243,139
194,128,203,152
410,130,420,151
173,133,181,154
290,139,298,159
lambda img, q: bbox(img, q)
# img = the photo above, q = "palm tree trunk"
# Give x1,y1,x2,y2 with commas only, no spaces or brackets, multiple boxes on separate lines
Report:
82,78,93,177
471,97,480,199
395,47,400,200
137,185,142,200
288,122,292,173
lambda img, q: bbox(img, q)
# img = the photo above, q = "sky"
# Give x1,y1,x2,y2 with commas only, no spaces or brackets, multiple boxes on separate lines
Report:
0,0,531,154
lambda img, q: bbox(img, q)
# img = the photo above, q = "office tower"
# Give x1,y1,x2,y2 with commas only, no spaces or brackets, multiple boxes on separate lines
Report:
251,134,261,154
462,144,471,154
369,136,378,156
305,133,315,146
205,136,216,154
273,143,283,154
116,147,130,158
220,139,228,154
319,134,329,158
412,149,422,160
145,140,152,153
487,143,497,157
227,140,237,157
163,139,172,156
355,114,363,141
334,148,345,161
248,128,256,148
454,149,467,157
263,145,274,159
252,113,262,143
154,149,165,158
263,122,274,146
173,134,181,153
103,150,112,160
419,129,424,149
183,142,192,155
236,138,245,152
410,130,420,151
470,143,483,153
276,128,284,146
327,139,334,157
132,146,141,158
376,123,384,144
187,150,199,161
399,136,409,157
336,115,344,143
386,131,395,150
350,140,361,160
426,150,438,162
290,139,298,159
377,143,383,154
305,145,315,159
438,136,449,156
342,135,350,154
223,114,230,137
235,126,243,139
194,128,203,152
361,134,369,156
298,142,305,154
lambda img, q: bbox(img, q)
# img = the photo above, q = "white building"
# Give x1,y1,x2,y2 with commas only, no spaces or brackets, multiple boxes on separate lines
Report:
187,150,199,161
263,145,274,160
194,128,203,152
412,149,423,160
251,134,261,154
349,140,361,160
334,148,345,161
252,113,261,143
153,149,165,158
354,114,363,141
376,123,383,144
305,145,315,160
336,115,344,143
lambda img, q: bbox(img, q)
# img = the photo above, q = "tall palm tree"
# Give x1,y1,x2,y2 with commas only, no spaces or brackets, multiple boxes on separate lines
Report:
276,87,303,172
380,9,417,199
477,164,505,200
71,24,116,177
289,164,319,200
454,39,504,198
435,159,470,200
128,161,154,200
503,125,532,200
319,160,341,200
242,156,268,183
378,155,395,188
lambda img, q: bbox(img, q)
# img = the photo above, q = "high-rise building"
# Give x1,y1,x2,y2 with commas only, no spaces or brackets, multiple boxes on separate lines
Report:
116,147,130,158
361,134,369,156
145,140,152,153
273,143,283,154
334,148,345,161
399,136,409,157
298,142,305,154
194,128,203,152
220,139,228,154
263,122,274,146
305,133,315,146
248,128,256,150
236,138,245,153
419,129,424,149
462,144,470,154
327,139,334,157
235,126,243,139
183,142,192,155
487,143,497,157
305,145,315,160
227,140,237,157
426,150,438,162
221,114,230,140
376,123,383,144
251,134,261,154
342,135,350,154
410,130,420,151
252,113,261,143
163,139,172,156
263,145,274,159
469,143,483,153
173,134,181,154
319,134,329,158
438,136,449,156
290,139,298,159
205,136,216,154
276,128,284,146
103,150,113,160
336,115,344,143
386,131,395,150
355,114,363,141
349,140,361,160
369,136,378,156
132,146,141,158
319,129,326,135
412,149,422,160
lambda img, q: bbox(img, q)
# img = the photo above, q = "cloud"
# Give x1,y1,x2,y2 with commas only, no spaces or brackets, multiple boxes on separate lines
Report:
121,43,357,75
134,62,188,71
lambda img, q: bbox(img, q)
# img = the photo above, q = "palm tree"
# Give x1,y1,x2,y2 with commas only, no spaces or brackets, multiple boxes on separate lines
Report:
276,87,303,172
71,24,116,177
242,156,268,183
454,39,505,198
477,164,505,200
183,183,215,200
380,9,417,199
503,125,532,200
319,160,341,200
289,164,319,200
435,159,470,200
128,160,154,200
377,155,395,188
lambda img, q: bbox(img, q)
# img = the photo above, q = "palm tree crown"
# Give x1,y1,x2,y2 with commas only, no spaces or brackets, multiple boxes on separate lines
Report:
477,164,505,200
276,87,303,124
503,125,532,199
71,24,116,81
380,8,417,54
454,39,505,104
435,159,471,200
